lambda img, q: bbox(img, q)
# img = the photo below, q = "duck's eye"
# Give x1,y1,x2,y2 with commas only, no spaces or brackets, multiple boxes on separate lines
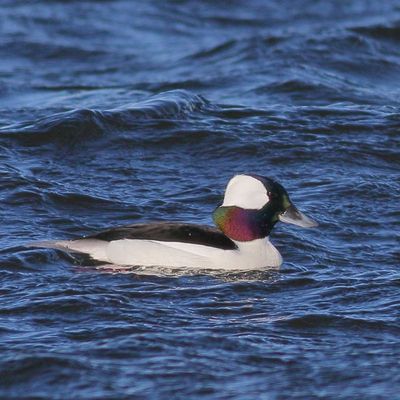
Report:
268,192,278,199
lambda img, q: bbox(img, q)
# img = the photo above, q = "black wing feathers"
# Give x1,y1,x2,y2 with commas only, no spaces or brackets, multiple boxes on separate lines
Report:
85,222,237,250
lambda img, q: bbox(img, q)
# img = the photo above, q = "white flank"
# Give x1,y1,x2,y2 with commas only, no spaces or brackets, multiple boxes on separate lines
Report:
31,237,282,270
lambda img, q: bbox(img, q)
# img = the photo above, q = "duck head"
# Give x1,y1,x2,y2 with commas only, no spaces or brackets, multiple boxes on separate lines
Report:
213,174,317,241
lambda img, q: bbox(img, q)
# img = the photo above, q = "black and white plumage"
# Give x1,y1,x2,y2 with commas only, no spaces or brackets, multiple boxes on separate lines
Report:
33,174,318,270
87,222,237,250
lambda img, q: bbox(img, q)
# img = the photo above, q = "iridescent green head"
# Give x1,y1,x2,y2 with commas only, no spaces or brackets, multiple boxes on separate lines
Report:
213,174,317,242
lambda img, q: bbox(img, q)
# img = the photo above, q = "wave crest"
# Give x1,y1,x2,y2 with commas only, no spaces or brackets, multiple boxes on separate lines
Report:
0,90,210,140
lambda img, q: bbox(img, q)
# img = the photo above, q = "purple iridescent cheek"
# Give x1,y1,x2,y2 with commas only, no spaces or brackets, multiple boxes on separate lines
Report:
215,207,262,242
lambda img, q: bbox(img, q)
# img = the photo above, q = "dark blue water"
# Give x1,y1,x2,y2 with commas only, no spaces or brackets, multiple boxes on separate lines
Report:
1,1,400,399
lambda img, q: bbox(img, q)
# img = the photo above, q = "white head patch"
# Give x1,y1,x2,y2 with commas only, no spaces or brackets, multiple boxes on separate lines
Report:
222,175,269,210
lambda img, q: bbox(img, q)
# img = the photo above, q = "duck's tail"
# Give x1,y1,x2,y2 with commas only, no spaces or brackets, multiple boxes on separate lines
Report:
27,239,109,262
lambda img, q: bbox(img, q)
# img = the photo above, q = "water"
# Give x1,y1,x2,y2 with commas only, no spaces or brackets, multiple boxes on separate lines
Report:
1,1,400,399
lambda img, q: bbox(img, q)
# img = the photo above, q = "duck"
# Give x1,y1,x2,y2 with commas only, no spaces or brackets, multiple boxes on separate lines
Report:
34,174,317,270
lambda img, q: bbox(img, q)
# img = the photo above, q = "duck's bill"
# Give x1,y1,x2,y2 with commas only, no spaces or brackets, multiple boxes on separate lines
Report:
279,204,318,228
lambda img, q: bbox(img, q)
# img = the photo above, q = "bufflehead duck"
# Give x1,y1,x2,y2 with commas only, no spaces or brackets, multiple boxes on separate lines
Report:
35,174,317,270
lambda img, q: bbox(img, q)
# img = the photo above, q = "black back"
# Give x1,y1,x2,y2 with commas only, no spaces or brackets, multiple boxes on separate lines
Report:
84,222,238,250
